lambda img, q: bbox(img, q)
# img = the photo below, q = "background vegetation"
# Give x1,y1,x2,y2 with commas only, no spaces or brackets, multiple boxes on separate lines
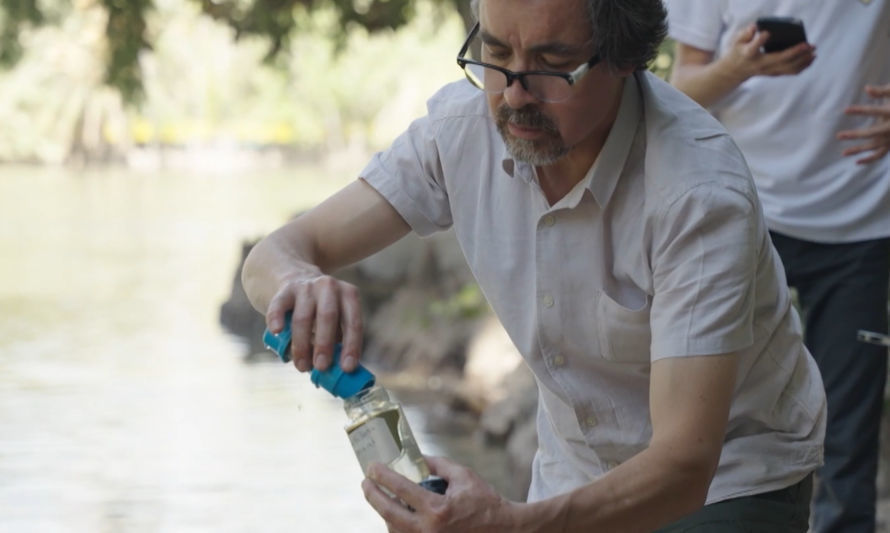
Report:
0,0,674,166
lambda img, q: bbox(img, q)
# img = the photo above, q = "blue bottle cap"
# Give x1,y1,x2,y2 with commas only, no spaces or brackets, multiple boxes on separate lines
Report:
262,317,293,363
262,312,375,398
310,345,376,399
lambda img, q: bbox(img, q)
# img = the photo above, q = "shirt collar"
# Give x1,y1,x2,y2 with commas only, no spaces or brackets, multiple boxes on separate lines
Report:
501,156,536,184
500,73,643,208
586,72,642,208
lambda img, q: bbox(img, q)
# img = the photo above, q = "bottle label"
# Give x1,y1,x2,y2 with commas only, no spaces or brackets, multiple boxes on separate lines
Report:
347,412,402,473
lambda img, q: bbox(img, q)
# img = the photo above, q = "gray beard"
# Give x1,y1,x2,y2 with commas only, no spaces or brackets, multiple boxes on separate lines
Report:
500,135,569,166
495,105,568,166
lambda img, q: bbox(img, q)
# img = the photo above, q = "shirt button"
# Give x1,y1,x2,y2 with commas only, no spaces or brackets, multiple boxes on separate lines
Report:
542,293,554,308
543,215,556,227
606,461,619,470
552,355,566,367
584,415,598,429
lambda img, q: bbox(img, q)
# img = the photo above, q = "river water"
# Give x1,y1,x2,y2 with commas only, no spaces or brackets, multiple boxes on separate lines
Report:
0,163,501,532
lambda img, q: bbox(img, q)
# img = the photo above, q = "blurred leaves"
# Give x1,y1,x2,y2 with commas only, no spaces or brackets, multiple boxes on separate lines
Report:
199,0,417,57
0,0,670,109
0,0,42,64
103,0,152,102
0,0,463,102
0,0,465,163
0,0,672,164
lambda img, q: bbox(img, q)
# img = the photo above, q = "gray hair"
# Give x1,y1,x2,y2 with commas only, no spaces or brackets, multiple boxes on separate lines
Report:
469,0,667,71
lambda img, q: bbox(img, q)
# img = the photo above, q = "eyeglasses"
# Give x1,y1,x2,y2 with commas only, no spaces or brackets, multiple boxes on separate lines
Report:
456,22,601,104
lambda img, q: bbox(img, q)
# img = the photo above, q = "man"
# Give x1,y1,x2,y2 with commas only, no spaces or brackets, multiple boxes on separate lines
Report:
666,2,890,531
242,0,826,530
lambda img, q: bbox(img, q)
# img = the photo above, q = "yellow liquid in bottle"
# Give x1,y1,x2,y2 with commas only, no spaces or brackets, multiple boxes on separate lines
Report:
344,388,430,483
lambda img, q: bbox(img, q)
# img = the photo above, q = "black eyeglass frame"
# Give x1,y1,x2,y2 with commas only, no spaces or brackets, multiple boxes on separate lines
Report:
455,21,602,99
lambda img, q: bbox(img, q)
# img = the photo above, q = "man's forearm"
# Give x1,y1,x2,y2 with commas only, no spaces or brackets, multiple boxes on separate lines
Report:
241,222,323,315
520,444,716,532
240,179,412,319
671,59,748,109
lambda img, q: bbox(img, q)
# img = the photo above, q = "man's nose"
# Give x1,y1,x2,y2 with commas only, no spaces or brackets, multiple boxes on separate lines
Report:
503,76,538,109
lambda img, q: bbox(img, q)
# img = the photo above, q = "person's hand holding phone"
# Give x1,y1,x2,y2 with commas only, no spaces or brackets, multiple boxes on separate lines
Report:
721,23,815,83
838,83,890,164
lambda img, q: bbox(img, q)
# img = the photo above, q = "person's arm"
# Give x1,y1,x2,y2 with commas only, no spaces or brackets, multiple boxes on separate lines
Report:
838,82,890,164
362,352,738,532
670,24,816,108
241,178,410,372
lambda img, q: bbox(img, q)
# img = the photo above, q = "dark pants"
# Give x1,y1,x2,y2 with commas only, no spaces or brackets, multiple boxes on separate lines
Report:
770,232,890,533
656,474,813,532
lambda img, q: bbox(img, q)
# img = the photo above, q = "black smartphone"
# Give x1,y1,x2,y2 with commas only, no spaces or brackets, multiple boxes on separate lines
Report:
756,16,808,53
857,330,890,347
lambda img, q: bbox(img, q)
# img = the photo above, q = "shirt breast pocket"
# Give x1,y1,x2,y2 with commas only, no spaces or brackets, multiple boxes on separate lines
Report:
597,288,652,363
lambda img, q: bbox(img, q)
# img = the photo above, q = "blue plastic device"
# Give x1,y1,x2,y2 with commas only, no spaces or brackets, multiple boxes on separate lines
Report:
262,313,375,399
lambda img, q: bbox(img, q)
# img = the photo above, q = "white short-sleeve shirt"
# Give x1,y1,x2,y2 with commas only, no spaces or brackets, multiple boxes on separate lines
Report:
361,72,826,504
666,0,890,243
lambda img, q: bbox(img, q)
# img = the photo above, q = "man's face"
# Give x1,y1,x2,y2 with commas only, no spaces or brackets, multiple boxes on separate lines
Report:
478,0,628,166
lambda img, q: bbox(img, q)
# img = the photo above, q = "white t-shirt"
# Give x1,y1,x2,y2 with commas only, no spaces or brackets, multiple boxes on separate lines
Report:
667,0,890,243
361,72,826,504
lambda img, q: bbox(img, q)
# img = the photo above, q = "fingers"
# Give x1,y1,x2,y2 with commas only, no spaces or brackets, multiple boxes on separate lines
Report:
865,84,890,98
841,140,881,155
338,283,363,372
838,114,890,149
290,285,316,371
786,46,816,74
312,277,341,370
841,141,889,165
362,477,417,530
368,463,430,511
266,290,295,334
266,276,364,372
741,28,770,58
837,83,890,164
843,104,890,119
759,42,815,76
363,464,430,531
855,147,889,165
734,25,767,66
838,122,890,140
424,456,460,480
838,125,890,165
733,24,758,48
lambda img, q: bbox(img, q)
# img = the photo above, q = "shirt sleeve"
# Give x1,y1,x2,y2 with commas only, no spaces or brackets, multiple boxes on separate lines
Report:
360,114,454,237
649,182,759,359
665,0,726,52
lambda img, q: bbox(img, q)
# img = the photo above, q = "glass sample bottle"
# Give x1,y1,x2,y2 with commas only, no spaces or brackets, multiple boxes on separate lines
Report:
343,383,431,484
263,318,447,494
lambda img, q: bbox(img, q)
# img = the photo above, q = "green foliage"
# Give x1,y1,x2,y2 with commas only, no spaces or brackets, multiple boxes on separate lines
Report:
0,0,464,102
0,0,465,162
0,0,42,64
429,284,488,320
0,0,670,107
102,0,152,102
199,0,422,56
0,0,672,163
650,37,675,81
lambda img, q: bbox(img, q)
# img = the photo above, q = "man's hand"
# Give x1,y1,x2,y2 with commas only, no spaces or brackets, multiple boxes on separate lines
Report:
266,274,363,373
670,24,815,108
362,457,520,532
838,83,890,164
241,179,411,374
724,24,816,81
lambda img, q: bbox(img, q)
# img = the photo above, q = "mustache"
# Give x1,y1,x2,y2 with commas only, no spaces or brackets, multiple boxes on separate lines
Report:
496,105,559,134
